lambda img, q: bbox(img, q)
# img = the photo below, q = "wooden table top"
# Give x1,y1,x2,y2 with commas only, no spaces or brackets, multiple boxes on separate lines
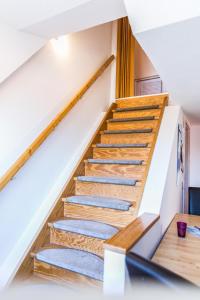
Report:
152,214,200,286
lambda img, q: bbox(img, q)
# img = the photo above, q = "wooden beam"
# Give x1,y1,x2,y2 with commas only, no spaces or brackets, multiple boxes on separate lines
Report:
104,213,160,254
0,55,115,192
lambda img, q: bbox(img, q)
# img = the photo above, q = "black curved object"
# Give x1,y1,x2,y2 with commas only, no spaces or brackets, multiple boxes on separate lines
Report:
189,187,200,215
126,252,196,289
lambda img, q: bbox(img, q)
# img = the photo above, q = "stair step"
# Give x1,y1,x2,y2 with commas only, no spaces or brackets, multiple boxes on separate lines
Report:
52,219,118,240
50,225,105,257
113,109,161,120
103,129,153,135
116,94,167,108
107,116,155,123
95,143,148,148
114,105,160,113
76,181,142,202
107,120,158,131
65,195,132,211
35,248,104,281
76,176,138,186
101,132,154,145
85,161,145,179
87,159,143,165
64,203,137,228
93,146,150,161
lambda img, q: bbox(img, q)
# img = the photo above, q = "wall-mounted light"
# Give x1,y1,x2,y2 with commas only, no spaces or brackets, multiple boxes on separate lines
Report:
51,35,69,57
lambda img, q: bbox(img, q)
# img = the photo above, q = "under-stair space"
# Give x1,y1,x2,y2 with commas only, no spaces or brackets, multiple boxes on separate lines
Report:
18,94,168,289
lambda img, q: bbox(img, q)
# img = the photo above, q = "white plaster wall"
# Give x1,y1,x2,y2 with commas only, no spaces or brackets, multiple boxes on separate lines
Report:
0,22,113,288
138,106,183,254
0,23,112,177
135,40,158,79
0,23,45,83
190,125,200,187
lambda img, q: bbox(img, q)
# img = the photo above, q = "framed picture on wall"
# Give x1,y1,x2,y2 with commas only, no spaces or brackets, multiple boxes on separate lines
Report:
177,124,184,185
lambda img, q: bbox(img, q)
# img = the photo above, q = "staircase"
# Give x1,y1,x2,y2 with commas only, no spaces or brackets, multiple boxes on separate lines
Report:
30,94,168,288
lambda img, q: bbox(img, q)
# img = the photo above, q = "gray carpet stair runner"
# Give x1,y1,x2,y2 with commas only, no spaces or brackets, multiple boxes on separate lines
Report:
65,195,132,211
107,116,155,123
95,143,148,148
36,248,104,281
52,219,118,240
103,129,153,134
87,158,143,165
77,176,138,186
114,105,160,112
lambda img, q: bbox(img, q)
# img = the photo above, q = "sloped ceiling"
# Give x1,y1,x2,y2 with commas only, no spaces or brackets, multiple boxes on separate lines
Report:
0,0,127,38
24,0,127,38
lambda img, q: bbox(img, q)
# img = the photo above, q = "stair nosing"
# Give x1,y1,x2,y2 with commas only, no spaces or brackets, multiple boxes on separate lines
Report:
87,159,143,165
107,116,155,123
95,143,149,148
76,176,138,186
64,195,132,211
35,248,104,281
114,105,160,113
102,129,153,135
52,219,119,240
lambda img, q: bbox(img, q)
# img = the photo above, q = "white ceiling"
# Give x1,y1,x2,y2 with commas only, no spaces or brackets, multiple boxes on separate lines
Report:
0,0,127,38
0,0,91,29
25,0,127,38
124,0,200,33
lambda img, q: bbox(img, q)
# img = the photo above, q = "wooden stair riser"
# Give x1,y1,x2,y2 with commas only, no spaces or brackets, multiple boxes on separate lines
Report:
85,163,146,179
93,147,150,160
107,120,158,131
75,181,142,202
116,95,167,108
64,203,137,227
50,228,104,257
34,259,101,288
101,133,154,145
113,109,161,119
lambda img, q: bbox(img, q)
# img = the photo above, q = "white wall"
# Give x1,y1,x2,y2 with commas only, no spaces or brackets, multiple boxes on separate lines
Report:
0,23,112,177
190,125,200,187
0,22,114,288
0,23,45,83
132,106,184,260
139,106,183,232
135,40,158,79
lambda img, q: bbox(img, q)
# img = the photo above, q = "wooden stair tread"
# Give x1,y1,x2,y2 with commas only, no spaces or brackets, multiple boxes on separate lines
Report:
107,116,155,123
114,105,160,112
51,219,118,240
65,195,132,211
102,129,153,134
76,176,138,186
94,143,149,148
87,159,144,165
35,248,104,281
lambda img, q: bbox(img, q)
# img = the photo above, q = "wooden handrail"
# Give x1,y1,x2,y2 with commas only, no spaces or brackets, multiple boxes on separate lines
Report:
104,213,160,254
0,55,115,191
